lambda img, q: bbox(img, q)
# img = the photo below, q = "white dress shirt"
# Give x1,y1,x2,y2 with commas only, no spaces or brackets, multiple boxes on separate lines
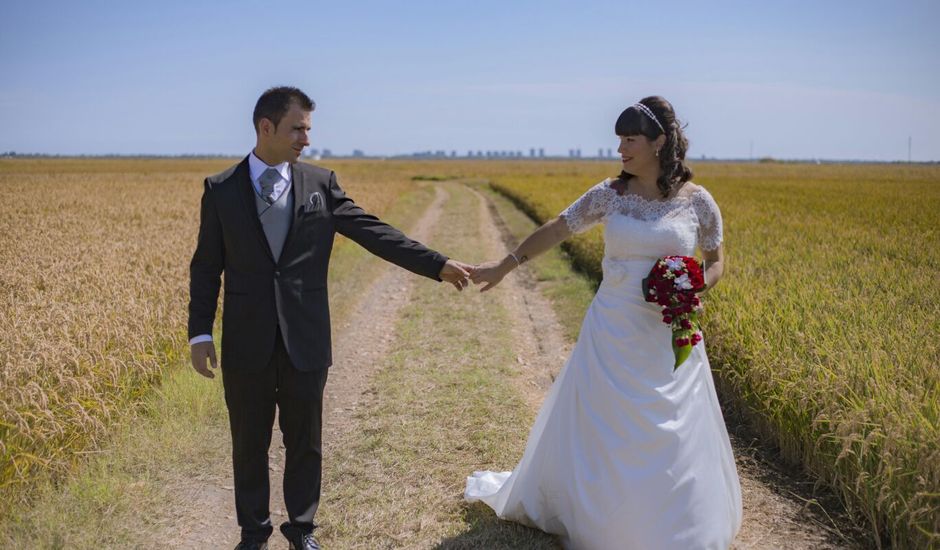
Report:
189,151,293,346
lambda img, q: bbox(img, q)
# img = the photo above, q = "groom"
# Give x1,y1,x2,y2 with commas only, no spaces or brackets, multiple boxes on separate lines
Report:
188,86,472,550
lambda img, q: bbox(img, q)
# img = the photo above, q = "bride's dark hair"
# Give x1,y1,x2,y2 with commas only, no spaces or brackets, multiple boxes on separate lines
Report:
614,96,693,198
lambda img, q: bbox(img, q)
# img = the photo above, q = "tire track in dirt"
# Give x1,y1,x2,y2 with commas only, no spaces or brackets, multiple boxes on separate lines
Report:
319,184,448,472
466,185,570,413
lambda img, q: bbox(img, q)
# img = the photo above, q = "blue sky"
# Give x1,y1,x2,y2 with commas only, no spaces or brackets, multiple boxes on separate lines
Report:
1,0,938,160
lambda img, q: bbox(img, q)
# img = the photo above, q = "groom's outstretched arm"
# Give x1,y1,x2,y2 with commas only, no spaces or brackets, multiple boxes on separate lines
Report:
188,179,224,377
329,172,471,289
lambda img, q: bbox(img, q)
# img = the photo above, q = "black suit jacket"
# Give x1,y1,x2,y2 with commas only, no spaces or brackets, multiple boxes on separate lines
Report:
188,157,448,372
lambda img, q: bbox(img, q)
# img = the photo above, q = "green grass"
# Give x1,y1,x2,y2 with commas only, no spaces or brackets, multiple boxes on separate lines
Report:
489,162,940,549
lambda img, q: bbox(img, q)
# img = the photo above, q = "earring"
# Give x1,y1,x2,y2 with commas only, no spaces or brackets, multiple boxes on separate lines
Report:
655,149,660,157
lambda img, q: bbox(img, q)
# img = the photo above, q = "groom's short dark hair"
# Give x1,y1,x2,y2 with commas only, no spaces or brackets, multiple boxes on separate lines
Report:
253,86,315,132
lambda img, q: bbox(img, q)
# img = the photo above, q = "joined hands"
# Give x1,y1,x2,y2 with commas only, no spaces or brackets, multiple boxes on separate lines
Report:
468,256,516,292
441,255,518,293
439,259,475,291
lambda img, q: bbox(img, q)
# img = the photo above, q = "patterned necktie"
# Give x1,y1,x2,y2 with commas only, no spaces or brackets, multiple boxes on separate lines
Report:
259,167,281,205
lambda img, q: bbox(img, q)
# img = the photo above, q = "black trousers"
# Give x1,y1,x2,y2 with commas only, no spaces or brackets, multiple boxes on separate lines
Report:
221,327,329,542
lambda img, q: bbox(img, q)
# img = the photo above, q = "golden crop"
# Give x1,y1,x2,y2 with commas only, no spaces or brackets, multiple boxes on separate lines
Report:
0,157,412,509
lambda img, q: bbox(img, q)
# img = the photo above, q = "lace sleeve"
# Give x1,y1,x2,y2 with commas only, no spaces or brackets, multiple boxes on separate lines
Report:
691,187,724,251
559,181,612,234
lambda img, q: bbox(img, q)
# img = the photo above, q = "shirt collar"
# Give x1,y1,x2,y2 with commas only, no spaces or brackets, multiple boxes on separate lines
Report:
248,150,291,184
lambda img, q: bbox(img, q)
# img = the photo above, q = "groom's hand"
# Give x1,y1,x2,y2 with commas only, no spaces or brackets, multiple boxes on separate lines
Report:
439,259,474,291
190,341,218,379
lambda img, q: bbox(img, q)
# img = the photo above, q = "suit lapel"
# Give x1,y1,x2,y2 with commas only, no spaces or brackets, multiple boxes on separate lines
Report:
236,156,276,263
279,162,306,265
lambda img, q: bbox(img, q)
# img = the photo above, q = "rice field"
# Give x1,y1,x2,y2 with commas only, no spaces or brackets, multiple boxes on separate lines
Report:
0,157,415,514
1,158,937,547
491,161,940,549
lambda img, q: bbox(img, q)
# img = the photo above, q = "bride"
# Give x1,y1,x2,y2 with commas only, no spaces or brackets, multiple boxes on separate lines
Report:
465,96,742,549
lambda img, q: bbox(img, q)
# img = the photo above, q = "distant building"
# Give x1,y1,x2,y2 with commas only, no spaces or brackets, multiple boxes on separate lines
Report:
352,149,364,157
539,148,545,158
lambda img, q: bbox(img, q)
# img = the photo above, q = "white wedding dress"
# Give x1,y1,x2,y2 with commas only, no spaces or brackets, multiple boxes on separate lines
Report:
465,179,742,549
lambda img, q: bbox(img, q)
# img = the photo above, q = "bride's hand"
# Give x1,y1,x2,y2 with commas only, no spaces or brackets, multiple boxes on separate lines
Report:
469,257,514,292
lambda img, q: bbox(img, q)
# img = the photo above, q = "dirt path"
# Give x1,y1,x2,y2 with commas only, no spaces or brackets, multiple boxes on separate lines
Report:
161,181,869,549
161,187,448,549
469,185,871,550
321,185,448,461
464,186,570,412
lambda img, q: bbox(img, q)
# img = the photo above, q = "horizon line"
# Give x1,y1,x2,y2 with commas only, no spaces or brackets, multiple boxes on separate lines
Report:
1,152,937,165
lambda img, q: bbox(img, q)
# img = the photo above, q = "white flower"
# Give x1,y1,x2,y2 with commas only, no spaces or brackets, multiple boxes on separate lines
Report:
664,257,685,272
673,273,693,290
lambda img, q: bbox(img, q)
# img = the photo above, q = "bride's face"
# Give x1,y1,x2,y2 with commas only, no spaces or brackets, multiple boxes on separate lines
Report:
618,135,658,171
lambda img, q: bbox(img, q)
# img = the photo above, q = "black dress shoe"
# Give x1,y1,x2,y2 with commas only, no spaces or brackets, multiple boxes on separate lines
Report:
280,523,320,550
234,540,268,550
288,532,320,550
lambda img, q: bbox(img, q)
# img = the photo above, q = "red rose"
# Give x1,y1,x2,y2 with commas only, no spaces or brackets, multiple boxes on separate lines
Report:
675,337,690,347
680,319,692,329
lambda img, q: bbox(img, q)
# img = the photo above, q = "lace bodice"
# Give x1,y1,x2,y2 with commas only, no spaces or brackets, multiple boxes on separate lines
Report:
559,179,723,259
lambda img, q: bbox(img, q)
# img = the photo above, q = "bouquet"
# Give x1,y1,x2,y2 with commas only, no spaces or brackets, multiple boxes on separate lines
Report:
641,256,707,369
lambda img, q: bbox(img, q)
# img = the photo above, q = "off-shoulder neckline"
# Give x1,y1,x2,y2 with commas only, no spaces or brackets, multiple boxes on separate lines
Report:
601,178,704,204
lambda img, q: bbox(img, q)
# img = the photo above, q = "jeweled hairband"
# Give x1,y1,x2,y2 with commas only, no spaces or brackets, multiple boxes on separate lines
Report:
633,102,664,134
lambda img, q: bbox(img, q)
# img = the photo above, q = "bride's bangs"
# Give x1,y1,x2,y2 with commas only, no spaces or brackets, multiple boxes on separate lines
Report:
615,106,659,139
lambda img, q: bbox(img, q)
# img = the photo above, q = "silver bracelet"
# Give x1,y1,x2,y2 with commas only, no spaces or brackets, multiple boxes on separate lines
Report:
508,252,522,266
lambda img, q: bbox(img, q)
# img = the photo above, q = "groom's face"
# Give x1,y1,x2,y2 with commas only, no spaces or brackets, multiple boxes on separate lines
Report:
264,101,312,164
